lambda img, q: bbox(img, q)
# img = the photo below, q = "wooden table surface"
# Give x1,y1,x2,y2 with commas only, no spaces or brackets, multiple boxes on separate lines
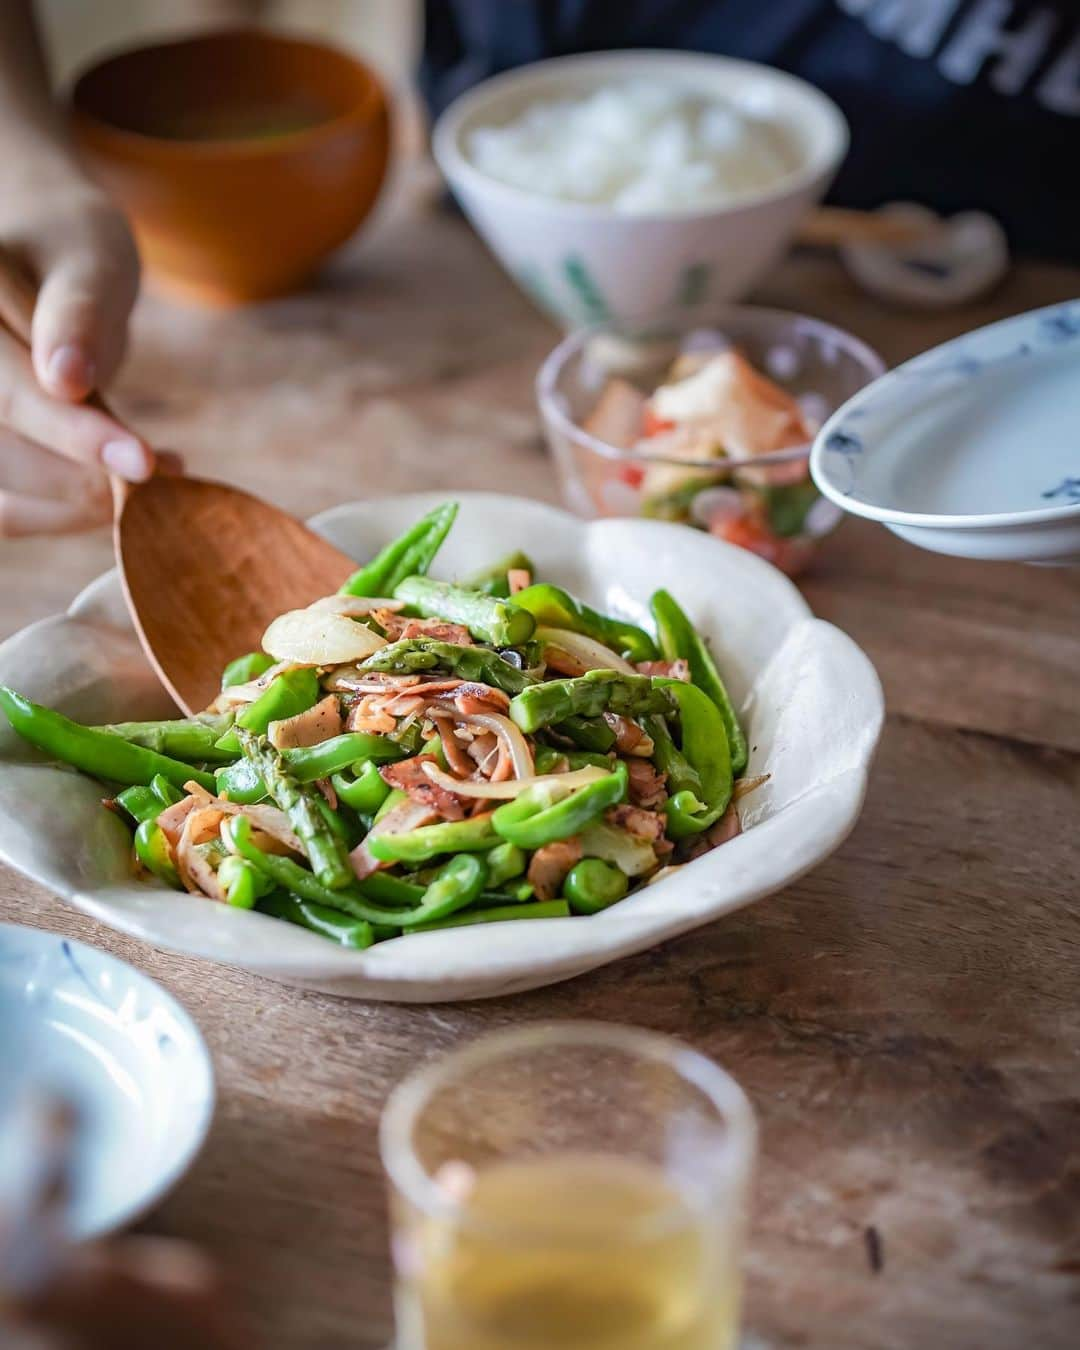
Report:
2,191,1079,1350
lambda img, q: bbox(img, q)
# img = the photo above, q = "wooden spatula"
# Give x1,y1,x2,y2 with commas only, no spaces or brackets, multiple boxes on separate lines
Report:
0,254,357,715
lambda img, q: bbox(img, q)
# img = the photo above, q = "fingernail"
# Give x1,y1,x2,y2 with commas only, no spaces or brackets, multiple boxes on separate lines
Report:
102,437,153,482
46,344,96,396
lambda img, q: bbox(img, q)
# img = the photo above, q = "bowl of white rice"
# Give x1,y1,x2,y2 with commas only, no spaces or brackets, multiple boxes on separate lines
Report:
433,50,848,328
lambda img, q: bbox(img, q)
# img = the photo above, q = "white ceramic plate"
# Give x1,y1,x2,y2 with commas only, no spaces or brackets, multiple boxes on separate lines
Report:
810,301,1080,563
0,922,214,1239
0,494,883,1002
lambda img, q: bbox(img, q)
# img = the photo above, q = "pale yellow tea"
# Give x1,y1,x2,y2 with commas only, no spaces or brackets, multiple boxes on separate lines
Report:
394,1153,740,1350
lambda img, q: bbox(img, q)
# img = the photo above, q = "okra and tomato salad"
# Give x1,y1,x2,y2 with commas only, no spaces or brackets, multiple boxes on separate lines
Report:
0,502,761,950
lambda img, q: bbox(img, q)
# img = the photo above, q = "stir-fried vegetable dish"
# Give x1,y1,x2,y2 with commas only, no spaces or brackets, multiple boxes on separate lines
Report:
0,503,761,950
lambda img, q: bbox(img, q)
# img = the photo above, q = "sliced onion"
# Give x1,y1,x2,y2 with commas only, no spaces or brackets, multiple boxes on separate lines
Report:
216,660,301,707
307,595,405,616
732,772,770,801
421,761,607,801
262,609,387,665
324,668,423,693
175,805,227,901
535,627,635,675
187,782,303,854
577,821,657,877
456,711,534,780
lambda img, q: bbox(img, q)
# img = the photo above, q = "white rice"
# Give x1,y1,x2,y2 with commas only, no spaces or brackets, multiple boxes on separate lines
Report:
466,80,794,214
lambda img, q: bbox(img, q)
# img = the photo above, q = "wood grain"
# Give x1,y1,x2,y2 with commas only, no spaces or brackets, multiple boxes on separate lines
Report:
116,475,359,713
1,180,1079,1349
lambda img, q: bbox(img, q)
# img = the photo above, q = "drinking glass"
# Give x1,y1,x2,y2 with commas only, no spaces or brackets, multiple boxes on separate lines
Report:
381,1021,756,1350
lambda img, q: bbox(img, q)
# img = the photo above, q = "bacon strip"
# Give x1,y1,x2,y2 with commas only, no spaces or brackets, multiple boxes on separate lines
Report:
443,683,511,716
373,609,475,646
606,803,668,844
603,713,653,757
527,838,583,901
349,799,438,881
430,710,476,778
626,758,667,809
380,755,467,821
634,659,691,682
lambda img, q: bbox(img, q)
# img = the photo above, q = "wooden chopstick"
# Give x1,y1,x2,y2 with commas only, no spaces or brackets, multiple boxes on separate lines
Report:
798,206,942,250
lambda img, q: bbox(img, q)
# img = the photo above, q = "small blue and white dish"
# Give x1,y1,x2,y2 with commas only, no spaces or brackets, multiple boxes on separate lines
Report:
0,923,214,1240
810,301,1080,563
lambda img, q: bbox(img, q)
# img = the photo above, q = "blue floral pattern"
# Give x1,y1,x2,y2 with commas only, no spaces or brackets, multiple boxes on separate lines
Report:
817,302,1080,511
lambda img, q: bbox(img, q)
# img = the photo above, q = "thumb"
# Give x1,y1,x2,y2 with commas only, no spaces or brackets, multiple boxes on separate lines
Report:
31,241,139,402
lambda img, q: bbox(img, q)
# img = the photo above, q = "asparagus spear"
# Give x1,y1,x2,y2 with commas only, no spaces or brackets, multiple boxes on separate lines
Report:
236,729,354,890
361,638,537,694
393,576,536,647
92,713,236,764
508,670,674,734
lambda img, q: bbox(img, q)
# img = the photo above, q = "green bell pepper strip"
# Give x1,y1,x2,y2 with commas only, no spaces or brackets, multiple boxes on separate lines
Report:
373,787,408,823
217,855,274,910
237,730,353,890
655,679,732,840
484,841,527,889
650,589,747,775
361,639,535,695
359,871,424,907
558,715,617,753
492,762,628,850
0,686,216,792
367,812,499,864
216,732,404,804
331,761,391,815
509,670,672,735
258,891,376,949
340,502,459,598
464,550,534,598
562,858,629,914
533,746,614,775
406,899,568,932
92,714,236,765
227,816,486,927
214,758,267,805
215,668,321,754
221,651,274,690
512,583,659,662
393,576,536,648
133,820,181,888
150,775,184,807
289,732,404,778
115,785,161,825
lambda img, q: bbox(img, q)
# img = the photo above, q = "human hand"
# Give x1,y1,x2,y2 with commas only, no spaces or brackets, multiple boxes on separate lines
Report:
0,170,154,537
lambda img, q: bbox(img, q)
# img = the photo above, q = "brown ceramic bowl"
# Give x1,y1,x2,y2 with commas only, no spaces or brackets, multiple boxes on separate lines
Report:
71,28,390,305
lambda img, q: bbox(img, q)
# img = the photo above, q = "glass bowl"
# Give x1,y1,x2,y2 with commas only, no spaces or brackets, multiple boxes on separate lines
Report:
536,305,885,575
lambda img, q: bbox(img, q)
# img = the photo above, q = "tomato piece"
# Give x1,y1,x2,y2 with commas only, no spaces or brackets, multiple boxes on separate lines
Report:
618,463,645,489
714,514,816,576
642,407,676,437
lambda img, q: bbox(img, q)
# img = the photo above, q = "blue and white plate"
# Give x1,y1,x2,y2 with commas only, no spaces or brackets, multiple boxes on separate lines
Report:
810,301,1080,562
0,923,214,1240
